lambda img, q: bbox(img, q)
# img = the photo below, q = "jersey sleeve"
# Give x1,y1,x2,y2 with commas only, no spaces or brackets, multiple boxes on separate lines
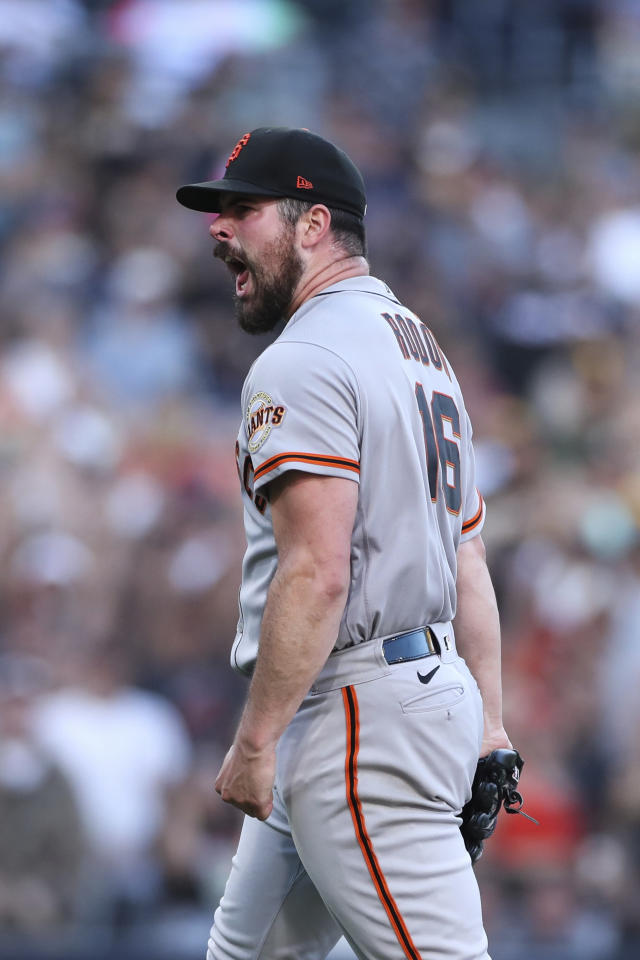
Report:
459,409,486,542
242,341,361,492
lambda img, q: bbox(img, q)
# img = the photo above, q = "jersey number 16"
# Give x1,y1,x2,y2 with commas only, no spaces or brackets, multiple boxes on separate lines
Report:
415,384,461,515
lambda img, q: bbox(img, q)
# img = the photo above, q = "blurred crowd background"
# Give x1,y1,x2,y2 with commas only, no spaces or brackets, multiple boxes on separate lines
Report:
1,0,640,958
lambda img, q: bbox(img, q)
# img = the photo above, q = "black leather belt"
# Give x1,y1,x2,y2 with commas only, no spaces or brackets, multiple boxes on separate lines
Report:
382,627,439,665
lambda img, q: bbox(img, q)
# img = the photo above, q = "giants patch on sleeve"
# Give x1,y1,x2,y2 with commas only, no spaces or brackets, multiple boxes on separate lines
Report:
246,392,286,453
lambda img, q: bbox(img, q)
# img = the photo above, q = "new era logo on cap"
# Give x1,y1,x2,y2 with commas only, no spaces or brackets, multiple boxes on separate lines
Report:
176,127,367,219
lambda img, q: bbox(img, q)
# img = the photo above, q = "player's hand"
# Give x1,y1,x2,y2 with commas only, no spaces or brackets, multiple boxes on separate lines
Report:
214,740,276,820
479,723,512,759
460,747,536,863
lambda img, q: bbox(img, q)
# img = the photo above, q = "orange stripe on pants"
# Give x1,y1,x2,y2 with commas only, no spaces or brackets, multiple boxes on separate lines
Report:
342,685,423,960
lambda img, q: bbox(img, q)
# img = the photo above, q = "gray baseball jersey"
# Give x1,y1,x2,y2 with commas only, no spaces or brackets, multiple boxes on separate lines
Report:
211,274,491,960
232,275,484,676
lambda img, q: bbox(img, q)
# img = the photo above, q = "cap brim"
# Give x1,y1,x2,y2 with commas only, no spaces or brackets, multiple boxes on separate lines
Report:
176,178,284,212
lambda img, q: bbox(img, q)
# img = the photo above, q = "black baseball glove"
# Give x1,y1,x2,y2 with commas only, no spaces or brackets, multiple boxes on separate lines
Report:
460,748,537,864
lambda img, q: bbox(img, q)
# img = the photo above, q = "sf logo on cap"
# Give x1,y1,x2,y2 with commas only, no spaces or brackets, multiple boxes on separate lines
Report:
226,133,251,168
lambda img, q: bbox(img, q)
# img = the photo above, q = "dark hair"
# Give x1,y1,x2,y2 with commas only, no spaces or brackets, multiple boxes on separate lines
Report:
277,198,367,258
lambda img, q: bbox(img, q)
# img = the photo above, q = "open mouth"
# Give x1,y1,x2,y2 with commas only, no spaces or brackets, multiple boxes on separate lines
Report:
225,255,250,297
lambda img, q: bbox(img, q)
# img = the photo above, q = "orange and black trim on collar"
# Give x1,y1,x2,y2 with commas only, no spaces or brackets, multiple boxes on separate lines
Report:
254,452,360,483
462,492,484,535
342,686,423,960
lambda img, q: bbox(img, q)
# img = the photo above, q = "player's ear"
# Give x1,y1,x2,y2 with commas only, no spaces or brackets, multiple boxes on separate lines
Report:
298,204,332,249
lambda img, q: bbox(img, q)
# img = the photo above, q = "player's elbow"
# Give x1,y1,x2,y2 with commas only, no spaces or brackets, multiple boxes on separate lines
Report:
308,557,351,606
318,563,351,606
278,550,351,607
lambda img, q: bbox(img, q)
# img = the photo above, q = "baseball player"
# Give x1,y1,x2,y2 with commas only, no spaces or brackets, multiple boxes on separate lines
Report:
177,127,512,960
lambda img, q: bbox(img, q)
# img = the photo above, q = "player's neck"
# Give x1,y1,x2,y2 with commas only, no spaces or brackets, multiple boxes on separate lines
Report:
287,256,369,317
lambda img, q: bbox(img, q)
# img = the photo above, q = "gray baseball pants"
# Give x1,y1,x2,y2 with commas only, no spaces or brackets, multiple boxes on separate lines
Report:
207,630,490,960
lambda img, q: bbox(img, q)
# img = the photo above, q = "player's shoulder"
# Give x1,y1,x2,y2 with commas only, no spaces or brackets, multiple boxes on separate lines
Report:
247,332,349,377
292,275,402,333
247,282,374,380
240,332,354,417
268,275,401,359
243,274,461,395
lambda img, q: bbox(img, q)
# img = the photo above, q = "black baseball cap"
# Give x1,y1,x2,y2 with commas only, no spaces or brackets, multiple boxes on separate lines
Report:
176,127,367,220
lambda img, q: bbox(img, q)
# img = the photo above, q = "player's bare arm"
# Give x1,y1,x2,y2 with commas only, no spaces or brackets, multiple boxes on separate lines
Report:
453,534,512,758
215,472,358,820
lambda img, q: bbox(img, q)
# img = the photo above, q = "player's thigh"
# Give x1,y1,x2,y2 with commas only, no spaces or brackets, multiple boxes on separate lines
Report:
281,665,489,960
207,799,342,960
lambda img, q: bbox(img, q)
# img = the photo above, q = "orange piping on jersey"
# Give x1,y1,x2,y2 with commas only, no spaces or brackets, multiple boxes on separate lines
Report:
462,492,484,534
342,686,423,960
254,452,360,482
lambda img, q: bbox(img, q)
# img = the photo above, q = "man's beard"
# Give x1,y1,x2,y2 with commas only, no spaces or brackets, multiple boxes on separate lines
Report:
217,228,304,336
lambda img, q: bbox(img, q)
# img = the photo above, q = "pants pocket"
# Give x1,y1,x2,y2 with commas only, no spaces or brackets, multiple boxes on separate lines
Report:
400,682,466,714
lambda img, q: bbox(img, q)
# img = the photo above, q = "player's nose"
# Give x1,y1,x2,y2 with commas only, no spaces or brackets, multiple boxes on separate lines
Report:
210,214,234,242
